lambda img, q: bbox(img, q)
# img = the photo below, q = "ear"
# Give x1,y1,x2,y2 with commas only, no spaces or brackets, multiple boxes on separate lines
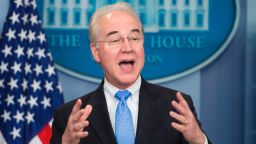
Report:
90,42,100,63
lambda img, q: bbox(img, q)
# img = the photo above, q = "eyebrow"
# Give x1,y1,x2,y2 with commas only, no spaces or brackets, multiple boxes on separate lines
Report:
130,28,141,34
106,28,141,37
106,31,119,37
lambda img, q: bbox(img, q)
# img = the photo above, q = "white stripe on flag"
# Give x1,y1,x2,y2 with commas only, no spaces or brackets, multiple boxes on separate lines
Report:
0,131,7,144
29,135,42,144
48,118,53,127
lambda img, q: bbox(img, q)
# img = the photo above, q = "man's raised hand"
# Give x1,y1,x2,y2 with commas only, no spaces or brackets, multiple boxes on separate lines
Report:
62,99,92,144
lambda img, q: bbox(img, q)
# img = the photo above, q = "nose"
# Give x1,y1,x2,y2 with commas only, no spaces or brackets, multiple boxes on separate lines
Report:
121,38,133,53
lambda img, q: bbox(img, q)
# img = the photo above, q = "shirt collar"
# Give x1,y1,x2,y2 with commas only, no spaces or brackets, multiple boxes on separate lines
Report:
104,76,141,99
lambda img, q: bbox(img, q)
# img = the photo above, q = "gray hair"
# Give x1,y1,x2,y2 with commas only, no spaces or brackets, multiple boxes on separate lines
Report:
89,2,143,42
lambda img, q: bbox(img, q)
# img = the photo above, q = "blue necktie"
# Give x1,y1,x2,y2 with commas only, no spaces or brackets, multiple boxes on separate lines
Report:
115,90,135,144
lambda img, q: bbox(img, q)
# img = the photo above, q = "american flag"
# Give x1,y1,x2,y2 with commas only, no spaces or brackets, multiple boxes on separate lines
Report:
0,0,64,143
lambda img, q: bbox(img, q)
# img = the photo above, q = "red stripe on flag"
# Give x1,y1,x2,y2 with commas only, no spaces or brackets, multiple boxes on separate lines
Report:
38,124,52,144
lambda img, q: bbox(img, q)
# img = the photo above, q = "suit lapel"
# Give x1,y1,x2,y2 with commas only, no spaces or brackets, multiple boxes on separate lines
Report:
86,79,159,144
135,79,159,144
87,81,116,144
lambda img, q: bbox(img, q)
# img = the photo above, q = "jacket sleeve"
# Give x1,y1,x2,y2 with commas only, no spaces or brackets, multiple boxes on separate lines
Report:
50,108,67,144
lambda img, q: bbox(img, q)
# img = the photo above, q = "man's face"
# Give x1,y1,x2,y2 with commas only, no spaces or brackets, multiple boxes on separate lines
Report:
90,11,145,89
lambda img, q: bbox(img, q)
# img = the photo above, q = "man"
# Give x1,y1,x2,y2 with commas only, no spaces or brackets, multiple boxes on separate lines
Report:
51,2,210,144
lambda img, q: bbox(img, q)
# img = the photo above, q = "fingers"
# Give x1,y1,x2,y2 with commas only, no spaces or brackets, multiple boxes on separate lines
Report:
75,131,89,139
71,99,82,118
70,103,92,130
170,92,206,143
71,100,93,122
171,122,186,133
169,111,188,125
73,109,86,122
73,120,89,130
176,92,190,110
62,100,93,143
171,100,186,115
170,92,191,132
169,110,188,133
171,92,191,115
80,105,93,121
73,106,92,123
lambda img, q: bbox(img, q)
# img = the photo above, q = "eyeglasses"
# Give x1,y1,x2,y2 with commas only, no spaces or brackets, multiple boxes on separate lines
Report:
94,34,143,48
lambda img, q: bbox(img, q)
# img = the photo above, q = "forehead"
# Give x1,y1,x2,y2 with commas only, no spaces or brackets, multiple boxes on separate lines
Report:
97,11,141,36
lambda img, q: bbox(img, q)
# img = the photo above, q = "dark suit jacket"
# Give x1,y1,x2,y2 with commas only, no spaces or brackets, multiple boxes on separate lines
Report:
51,79,210,144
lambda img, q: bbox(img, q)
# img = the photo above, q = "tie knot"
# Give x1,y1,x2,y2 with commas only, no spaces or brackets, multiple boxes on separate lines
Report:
115,90,131,101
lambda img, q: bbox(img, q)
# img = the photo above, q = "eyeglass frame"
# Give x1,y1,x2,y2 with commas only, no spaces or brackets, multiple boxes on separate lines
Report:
92,31,144,48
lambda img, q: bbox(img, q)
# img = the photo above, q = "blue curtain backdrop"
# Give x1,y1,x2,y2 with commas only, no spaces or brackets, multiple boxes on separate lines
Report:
201,1,245,143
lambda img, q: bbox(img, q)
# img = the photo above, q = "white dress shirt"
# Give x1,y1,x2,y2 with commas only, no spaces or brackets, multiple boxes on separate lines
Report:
103,76,208,144
104,76,141,135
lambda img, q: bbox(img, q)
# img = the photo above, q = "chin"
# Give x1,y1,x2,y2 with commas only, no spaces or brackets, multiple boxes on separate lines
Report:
119,75,137,85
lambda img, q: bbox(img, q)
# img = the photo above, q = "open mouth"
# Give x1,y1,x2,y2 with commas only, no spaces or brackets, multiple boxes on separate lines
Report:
119,60,135,66
119,59,135,72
